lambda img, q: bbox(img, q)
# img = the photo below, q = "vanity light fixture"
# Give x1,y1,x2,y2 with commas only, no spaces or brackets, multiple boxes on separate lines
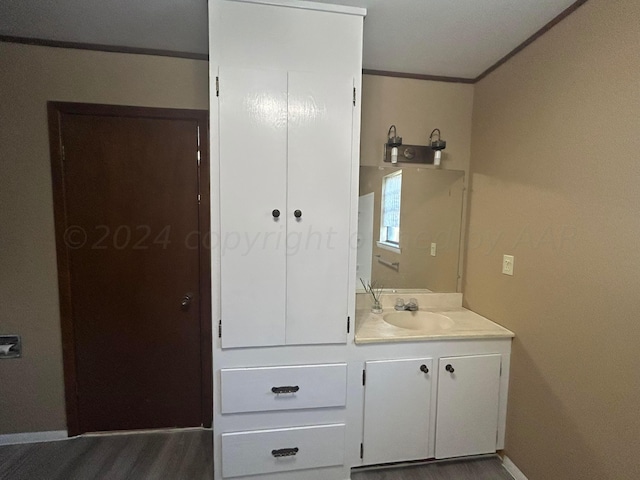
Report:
383,126,447,166
386,125,402,164
429,128,447,167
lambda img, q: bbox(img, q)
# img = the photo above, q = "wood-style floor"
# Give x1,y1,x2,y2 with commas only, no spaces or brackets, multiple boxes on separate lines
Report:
0,430,513,480
352,457,514,480
0,429,213,480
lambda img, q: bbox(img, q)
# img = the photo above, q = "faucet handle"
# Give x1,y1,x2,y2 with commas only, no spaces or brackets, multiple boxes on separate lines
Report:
394,298,405,311
407,298,419,310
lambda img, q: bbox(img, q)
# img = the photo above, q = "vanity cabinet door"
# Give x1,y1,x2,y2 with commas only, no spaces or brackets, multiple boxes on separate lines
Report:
219,66,288,348
362,358,433,465
286,71,353,345
435,354,502,459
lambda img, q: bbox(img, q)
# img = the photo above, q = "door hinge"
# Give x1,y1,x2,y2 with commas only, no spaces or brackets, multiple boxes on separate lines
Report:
216,76,219,97
218,320,222,338
360,443,364,459
353,87,356,106
500,362,503,376
362,369,366,386
198,194,201,204
347,316,350,333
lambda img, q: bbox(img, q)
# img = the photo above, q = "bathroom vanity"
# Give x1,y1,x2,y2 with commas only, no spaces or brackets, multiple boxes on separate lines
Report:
354,293,513,465
209,1,512,479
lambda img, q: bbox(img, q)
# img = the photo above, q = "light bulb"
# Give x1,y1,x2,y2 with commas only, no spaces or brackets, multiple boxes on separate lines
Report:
434,150,441,167
391,146,398,164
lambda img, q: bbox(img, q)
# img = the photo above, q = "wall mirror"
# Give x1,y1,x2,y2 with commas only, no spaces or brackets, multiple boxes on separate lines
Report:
357,166,465,293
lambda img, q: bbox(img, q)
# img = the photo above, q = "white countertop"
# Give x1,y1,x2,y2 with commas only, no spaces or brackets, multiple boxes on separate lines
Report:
354,293,514,344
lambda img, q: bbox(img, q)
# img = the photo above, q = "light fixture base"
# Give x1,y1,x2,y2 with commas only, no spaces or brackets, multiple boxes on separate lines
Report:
387,136,402,148
383,144,438,165
430,139,447,151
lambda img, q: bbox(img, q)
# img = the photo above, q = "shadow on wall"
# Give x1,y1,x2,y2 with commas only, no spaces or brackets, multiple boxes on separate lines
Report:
505,340,607,480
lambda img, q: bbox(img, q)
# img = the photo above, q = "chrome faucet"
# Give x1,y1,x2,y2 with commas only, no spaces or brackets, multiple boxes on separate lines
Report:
394,298,419,311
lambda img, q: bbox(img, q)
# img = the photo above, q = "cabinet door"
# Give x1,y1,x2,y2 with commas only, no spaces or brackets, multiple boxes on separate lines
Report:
435,354,502,459
286,71,353,345
363,358,433,465
219,66,288,348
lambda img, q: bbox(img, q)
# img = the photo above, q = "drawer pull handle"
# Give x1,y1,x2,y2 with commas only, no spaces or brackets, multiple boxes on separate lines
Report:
445,364,455,373
271,386,300,394
272,447,299,457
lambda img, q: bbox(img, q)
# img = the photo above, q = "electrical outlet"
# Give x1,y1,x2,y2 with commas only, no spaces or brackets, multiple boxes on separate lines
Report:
430,243,437,256
502,255,514,276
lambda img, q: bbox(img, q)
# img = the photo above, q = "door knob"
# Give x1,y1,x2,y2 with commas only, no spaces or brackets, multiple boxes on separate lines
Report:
181,293,193,309
420,364,429,374
294,209,302,218
445,364,455,373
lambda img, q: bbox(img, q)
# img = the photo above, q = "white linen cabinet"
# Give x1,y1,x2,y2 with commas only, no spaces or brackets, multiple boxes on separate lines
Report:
210,1,365,479
212,0,365,349
218,68,354,348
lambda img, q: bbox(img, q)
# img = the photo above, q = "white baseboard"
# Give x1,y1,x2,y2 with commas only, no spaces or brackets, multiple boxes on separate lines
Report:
502,455,529,480
0,430,68,446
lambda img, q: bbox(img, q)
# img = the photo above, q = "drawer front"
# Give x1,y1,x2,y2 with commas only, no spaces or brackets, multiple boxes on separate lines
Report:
221,363,347,414
221,423,346,478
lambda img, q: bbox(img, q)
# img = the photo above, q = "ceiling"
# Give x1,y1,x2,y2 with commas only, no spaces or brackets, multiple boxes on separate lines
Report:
0,0,578,79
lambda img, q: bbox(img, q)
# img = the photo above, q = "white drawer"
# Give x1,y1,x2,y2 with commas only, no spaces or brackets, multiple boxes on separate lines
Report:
220,363,347,414
221,423,345,478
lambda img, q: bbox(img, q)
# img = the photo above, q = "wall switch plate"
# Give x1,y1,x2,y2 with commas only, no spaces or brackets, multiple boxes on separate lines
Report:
0,335,21,359
502,255,514,276
430,243,437,256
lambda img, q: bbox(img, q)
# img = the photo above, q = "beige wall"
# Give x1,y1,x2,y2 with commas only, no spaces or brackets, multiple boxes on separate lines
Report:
360,75,473,172
0,42,208,434
463,0,640,478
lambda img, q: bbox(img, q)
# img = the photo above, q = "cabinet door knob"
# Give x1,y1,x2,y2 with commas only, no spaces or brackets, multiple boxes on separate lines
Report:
420,364,429,374
294,209,302,218
445,364,455,373
272,209,281,218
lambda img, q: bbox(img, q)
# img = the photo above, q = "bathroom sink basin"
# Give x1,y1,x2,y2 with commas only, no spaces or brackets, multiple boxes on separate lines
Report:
383,311,454,331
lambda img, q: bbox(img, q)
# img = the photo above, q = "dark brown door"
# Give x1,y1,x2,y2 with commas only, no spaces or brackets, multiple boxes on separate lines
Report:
49,103,211,435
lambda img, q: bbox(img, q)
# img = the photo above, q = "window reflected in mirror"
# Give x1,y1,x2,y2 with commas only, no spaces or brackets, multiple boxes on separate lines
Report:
380,170,402,248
